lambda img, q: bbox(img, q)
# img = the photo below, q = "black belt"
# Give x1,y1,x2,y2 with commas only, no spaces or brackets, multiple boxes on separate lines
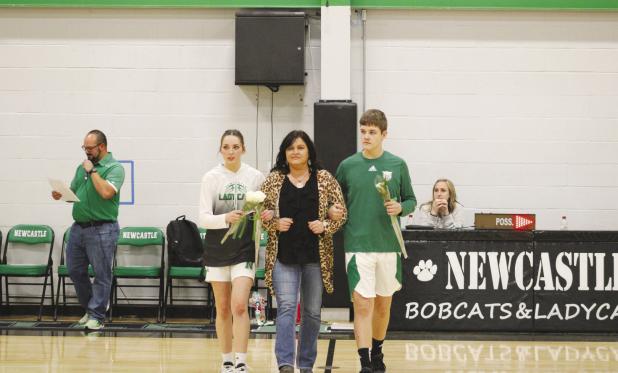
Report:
75,220,115,228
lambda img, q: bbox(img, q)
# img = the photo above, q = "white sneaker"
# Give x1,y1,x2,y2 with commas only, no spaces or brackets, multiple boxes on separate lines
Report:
78,313,89,326
235,363,248,372
221,362,235,373
84,319,103,330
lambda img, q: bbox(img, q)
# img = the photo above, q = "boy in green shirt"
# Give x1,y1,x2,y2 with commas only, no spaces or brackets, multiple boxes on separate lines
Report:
336,109,416,373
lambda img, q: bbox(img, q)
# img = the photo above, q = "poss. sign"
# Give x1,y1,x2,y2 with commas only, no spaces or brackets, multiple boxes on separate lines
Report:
475,213,536,231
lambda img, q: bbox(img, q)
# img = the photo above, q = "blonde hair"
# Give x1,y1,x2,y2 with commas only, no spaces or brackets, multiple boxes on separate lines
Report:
423,179,458,213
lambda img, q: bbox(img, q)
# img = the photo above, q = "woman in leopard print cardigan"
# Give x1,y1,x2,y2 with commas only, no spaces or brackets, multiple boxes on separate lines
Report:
261,130,346,373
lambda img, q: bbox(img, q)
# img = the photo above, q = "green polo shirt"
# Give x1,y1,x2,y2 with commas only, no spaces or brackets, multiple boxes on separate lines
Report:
336,151,416,253
70,152,125,223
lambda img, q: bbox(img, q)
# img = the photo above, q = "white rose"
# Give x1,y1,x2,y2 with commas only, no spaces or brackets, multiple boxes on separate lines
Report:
246,191,266,204
382,171,392,181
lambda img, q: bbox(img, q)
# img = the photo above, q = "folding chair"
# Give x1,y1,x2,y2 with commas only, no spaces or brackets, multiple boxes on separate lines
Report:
0,224,55,321
162,228,212,322
111,226,165,322
54,227,96,320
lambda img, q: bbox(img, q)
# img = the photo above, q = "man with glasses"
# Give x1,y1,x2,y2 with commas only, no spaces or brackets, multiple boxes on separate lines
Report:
51,129,124,330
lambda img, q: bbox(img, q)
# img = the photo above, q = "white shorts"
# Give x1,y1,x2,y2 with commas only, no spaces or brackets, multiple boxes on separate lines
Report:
345,252,402,298
204,262,255,283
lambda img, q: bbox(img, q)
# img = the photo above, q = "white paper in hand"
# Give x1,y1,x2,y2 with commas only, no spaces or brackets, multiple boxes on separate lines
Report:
48,178,80,202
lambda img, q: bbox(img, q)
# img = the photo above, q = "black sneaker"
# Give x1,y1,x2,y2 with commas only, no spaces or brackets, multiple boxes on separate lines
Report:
371,353,386,373
359,367,373,373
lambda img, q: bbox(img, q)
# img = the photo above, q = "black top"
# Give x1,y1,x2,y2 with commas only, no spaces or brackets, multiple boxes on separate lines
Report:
277,172,320,264
203,220,254,267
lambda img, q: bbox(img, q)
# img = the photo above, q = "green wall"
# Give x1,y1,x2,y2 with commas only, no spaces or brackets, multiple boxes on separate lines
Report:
1,0,617,10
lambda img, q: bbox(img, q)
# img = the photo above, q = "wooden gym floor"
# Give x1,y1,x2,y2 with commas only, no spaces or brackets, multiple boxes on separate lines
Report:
2,317,618,372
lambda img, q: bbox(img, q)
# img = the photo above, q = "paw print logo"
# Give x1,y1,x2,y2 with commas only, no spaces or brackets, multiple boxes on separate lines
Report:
413,259,437,282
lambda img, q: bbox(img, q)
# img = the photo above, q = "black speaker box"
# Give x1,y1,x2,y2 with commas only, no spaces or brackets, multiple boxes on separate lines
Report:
314,101,358,175
314,100,357,309
235,11,306,86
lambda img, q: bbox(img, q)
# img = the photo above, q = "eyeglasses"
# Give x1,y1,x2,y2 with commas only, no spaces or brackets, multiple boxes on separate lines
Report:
81,143,101,151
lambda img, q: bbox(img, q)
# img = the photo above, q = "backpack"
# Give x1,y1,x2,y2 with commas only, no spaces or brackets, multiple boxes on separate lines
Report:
166,215,204,267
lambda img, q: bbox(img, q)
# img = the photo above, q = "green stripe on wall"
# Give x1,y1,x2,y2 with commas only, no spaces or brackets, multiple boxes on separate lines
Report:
0,0,617,9
323,0,351,5
0,0,320,8
353,0,618,10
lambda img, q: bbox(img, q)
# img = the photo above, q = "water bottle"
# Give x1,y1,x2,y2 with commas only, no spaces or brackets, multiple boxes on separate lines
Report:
560,216,568,230
255,308,263,325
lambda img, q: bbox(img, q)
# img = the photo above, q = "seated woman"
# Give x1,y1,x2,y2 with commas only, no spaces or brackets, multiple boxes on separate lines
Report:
411,178,464,229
